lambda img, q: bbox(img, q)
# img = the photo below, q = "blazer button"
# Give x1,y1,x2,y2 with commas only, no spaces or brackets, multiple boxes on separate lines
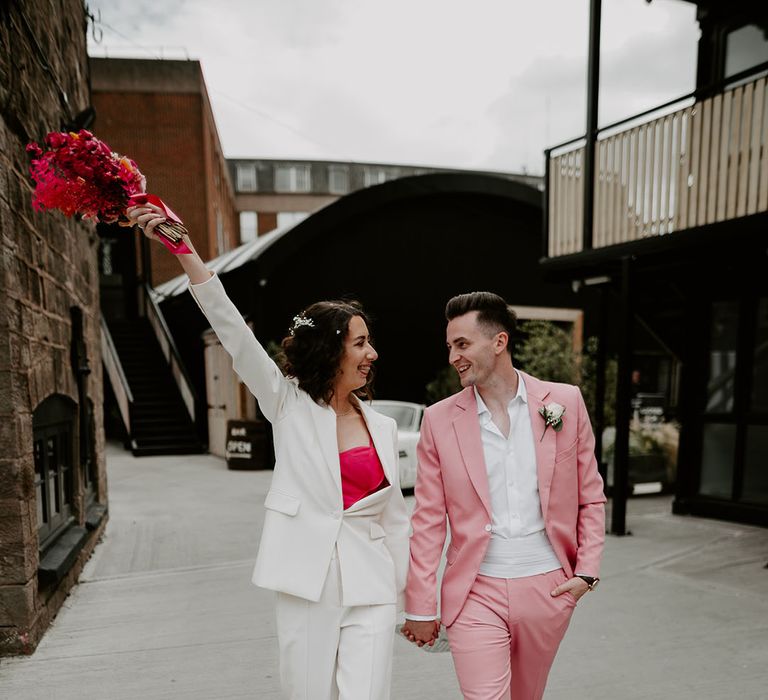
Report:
332,511,341,520
484,524,492,532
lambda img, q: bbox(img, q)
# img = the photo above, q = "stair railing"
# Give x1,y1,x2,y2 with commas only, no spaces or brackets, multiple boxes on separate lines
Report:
143,283,199,426
100,315,133,433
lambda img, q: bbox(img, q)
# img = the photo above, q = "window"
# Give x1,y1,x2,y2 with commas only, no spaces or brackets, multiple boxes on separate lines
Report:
328,165,350,194
698,423,736,499
83,399,97,502
33,395,77,547
705,301,738,414
751,299,768,412
236,164,258,192
216,209,226,255
99,238,115,276
275,165,311,192
240,211,258,243
363,167,394,187
277,212,309,228
725,24,768,79
742,426,768,504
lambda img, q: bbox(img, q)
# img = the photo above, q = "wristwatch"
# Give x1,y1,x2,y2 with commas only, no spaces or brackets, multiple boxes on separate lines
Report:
576,575,600,591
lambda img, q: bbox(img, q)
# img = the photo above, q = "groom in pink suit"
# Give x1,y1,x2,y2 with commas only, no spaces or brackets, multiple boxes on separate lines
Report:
402,292,605,699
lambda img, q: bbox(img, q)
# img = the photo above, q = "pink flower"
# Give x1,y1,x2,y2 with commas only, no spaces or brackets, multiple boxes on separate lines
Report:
26,130,147,224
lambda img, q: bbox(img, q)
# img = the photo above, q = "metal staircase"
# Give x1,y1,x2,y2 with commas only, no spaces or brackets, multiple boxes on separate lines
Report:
101,285,205,457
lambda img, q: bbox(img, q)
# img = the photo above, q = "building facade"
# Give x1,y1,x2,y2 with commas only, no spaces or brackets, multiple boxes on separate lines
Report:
229,157,542,239
0,0,107,655
90,58,240,286
542,0,768,527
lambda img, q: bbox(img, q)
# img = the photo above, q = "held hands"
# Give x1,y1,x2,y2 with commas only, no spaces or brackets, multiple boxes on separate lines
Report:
550,576,590,602
401,619,441,647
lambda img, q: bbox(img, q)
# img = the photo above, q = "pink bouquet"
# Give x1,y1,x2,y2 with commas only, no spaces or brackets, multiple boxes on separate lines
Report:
26,130,190,254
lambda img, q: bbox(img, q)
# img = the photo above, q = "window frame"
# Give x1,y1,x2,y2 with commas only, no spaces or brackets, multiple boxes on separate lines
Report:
275,165,312,193
33,396,77,549
236,163,258,192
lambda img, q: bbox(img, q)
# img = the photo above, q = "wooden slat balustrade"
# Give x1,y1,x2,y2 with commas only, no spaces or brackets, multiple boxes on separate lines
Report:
548,73,768,257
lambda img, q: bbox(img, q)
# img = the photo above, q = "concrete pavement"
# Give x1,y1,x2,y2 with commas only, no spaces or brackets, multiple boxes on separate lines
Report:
1,442,766,699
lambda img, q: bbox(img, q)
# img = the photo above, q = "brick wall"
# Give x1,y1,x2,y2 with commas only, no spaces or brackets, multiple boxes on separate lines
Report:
0,0,107,655
91,58,240,285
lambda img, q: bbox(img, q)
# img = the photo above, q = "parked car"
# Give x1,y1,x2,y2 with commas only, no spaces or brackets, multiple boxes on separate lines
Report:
371,400,425,490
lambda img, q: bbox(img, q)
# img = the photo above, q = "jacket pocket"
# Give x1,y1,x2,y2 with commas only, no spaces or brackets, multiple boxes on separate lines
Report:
264,490,300,516
370,522,387,539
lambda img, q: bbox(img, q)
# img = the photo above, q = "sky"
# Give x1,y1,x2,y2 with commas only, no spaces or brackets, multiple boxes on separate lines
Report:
86,0,701,175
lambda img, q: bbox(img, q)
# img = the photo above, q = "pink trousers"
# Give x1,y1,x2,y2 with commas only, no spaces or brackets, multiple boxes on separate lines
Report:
446,568,576,700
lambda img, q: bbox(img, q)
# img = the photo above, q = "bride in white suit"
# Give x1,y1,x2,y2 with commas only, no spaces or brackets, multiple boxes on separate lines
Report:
127,202,410,700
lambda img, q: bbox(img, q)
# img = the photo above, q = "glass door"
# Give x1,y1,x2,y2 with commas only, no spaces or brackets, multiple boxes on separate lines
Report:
699,301,739,498
740,298,768,504
699,297,768,505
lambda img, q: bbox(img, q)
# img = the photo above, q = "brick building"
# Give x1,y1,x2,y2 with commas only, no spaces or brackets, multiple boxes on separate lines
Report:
90,58,239,287
0,1,107,655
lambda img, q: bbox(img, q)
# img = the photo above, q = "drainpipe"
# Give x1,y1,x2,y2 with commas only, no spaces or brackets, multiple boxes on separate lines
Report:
583,0,601,253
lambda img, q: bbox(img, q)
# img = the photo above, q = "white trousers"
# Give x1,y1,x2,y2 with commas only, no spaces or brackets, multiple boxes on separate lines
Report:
275,553,397,700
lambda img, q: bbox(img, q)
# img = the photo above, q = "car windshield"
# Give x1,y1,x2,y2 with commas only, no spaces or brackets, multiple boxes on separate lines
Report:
374,404,417,430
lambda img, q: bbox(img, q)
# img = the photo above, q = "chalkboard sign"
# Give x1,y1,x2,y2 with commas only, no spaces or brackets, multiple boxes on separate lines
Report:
225,420,272,470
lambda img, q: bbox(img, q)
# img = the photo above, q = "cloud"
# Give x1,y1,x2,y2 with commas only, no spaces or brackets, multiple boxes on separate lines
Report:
87,0,703,174
483,2,699,173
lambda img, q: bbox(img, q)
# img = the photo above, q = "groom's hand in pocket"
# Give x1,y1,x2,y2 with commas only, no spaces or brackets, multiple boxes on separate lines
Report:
551,576,589,602
402,619,440,647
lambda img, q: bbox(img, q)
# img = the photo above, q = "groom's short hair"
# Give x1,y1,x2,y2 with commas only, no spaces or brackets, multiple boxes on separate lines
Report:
445,292,517,356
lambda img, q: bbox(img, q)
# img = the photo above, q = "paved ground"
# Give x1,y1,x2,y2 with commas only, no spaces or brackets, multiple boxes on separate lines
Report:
1,442,766,699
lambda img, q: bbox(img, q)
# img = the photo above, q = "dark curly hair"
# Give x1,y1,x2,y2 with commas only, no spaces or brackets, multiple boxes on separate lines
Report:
279,299,375,404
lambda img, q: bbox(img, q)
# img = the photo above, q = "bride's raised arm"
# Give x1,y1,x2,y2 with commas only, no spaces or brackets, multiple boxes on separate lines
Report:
126,202,295,422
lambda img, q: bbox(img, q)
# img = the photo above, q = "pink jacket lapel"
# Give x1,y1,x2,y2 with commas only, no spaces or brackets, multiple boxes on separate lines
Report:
520,371,556,517
452,388,493,520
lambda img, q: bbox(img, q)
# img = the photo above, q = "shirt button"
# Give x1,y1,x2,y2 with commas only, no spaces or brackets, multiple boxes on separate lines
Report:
485,524,492,532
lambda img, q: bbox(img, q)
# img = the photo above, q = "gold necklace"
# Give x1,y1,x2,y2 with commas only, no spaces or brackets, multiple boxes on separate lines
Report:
333,407,356,418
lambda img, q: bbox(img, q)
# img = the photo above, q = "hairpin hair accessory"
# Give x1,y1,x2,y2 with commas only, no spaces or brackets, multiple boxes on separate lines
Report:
290,314,315,335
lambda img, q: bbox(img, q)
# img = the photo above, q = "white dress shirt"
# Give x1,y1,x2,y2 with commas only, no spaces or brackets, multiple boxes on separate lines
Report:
475,373,561,578
406,373,564,620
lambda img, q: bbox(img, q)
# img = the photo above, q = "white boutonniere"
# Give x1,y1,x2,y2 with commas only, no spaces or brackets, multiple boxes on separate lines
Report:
538,402,565,441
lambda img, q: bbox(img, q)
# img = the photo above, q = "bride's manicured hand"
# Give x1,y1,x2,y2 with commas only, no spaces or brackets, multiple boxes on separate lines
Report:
126,203,167,241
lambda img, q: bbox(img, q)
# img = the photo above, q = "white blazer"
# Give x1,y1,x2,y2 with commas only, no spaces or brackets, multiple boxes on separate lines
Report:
189,274,410,608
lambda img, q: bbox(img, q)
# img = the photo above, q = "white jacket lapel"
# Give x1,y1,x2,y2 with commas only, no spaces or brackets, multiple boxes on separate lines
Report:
360,402,396,485
308,399,343,493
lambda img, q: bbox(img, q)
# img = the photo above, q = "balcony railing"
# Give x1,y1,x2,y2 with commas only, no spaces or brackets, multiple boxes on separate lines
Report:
547,65,768,258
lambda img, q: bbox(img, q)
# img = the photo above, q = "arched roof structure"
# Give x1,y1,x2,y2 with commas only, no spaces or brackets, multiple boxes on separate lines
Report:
160,172,581,404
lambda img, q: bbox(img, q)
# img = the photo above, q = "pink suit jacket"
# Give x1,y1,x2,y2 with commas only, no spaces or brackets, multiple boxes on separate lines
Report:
405,371,606,627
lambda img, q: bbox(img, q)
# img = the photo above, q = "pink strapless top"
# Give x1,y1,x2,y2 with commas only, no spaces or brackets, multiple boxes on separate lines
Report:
339,440,388,509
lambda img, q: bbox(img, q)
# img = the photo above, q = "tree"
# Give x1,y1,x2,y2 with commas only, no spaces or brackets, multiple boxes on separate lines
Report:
515,321,616,427
425,365,461,405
